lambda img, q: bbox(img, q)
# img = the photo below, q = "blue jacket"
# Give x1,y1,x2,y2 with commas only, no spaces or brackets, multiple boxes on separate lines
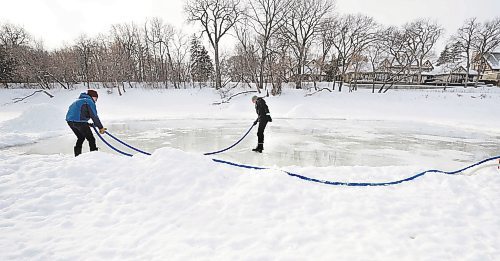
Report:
65,93,104,129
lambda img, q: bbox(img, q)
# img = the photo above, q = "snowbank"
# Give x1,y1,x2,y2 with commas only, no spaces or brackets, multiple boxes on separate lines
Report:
0,104,67,148
1,148,499,260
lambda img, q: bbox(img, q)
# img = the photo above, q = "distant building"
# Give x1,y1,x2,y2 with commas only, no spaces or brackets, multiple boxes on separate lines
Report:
478,52,500,85
291,59,326,82
344,59,434,84
425,65,478,85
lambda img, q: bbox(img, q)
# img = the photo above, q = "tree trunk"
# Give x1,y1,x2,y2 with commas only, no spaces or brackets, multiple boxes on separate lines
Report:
295,51,304,89
116,81,122,96
214,43,221,89
258,47,267,91
464,56,470,88
295,65,302,89
258,61,265,91
338,69,345,92
474,60,483,87
85,60,90,88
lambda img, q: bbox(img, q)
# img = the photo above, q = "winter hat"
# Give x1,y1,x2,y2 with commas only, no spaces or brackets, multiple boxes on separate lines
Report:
252,95,258,102
87,89,98,98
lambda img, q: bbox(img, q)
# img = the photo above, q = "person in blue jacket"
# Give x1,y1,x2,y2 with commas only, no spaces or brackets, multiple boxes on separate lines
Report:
66,90,107,156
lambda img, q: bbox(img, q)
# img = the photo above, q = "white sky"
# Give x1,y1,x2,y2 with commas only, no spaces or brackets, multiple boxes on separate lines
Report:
0,0,499,51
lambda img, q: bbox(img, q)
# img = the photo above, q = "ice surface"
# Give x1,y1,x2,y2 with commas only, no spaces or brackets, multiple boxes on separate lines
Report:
9,118,499,170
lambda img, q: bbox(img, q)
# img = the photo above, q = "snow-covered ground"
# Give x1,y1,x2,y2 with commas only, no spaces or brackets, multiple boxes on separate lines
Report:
1,85,500,260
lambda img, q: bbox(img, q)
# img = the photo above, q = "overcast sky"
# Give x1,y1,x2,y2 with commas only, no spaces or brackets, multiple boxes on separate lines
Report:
0,0,499,50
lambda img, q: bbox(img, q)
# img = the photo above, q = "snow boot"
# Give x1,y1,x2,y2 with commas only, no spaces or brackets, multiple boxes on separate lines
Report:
74,146,82,157
252,144,264,153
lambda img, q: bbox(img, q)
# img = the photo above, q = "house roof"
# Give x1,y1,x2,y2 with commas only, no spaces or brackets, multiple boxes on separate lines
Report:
484,52,500,70
379,59,434,69
428,64,478,76
345,62,374,73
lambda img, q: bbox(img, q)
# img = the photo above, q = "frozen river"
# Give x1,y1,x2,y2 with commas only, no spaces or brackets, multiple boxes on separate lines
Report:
6,118,499,169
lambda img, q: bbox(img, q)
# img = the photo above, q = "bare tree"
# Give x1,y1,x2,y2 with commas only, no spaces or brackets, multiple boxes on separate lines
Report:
0,46,16,87
0,23,30,47
0,23,32,86
317,16,338,90
405,19,443,84
75,35,97,88
330,14,378,92
348,53,368,91
472,17,500,87
366,35,385,93
163,25,178,88
247,0,288,91
111,23,142,88
283,0,334,89
452,18,480,87
171,31,190,88
185,0,244,89
144,18,176,87
50,46,79,87
378,26,417,93
133,27,148,83
233,17,260,87
265,34,289,95
91,35,112,88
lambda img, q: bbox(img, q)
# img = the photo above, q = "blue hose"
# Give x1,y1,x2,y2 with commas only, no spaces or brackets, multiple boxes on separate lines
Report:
92,126,133,157
203,122,256,155
212,157,500,186
104,130,152,156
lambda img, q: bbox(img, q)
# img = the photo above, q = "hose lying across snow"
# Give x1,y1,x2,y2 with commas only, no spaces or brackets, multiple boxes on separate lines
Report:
92,126,500,187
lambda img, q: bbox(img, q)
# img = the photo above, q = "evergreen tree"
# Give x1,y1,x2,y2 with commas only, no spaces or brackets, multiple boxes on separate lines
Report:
189,36,213,84
436,45,451,66
448,41,463,64
437,42,463,66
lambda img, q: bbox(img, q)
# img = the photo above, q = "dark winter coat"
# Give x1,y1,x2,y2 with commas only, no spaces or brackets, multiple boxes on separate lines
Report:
65,93,104,129
255,97,272,122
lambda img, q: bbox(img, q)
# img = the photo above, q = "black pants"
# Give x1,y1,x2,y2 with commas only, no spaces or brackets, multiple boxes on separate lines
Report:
68,121,97,151
257,119,268,144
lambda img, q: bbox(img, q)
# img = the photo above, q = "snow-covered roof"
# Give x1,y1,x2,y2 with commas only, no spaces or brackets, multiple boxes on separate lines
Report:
345,63,374,73
484,52,500,70
428,64,478,76
379,59,434,69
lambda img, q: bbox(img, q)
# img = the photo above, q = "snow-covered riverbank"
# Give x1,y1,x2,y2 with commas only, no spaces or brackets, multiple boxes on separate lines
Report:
1,85,499,260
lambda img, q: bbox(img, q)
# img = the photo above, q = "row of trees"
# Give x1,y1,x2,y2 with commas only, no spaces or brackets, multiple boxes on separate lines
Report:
186,0,499,93
1,0,499,95
0,19,214,93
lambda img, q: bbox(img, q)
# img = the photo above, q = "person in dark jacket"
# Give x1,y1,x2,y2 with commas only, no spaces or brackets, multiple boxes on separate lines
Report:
65,90,106,156
252,95,272,153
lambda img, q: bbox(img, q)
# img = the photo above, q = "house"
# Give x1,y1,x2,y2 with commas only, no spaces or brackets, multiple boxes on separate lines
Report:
479,52,500,85
378,59,434,83
426,65,478,84
344,59,435,84
291,59,326,82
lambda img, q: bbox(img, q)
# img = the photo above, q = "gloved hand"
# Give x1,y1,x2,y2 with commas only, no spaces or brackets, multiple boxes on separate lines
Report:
253,119,258,126
99,128,107,134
